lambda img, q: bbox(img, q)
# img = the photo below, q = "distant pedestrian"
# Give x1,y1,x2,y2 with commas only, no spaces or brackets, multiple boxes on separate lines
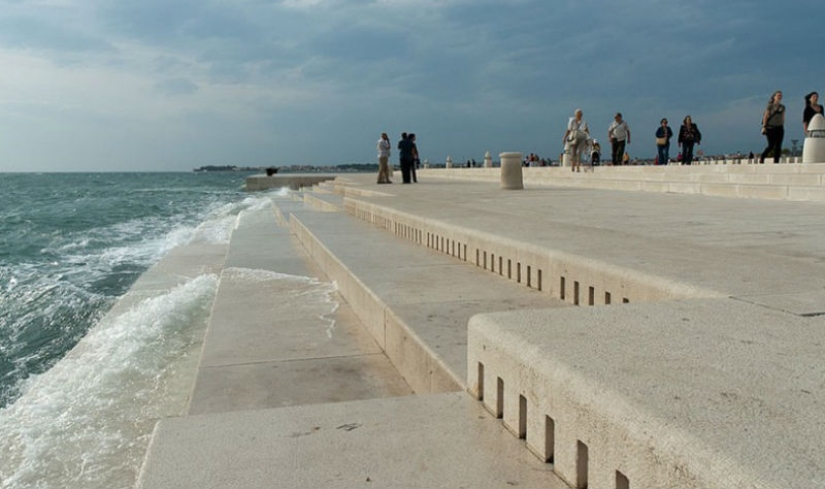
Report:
655,118,673,165
409,133,419,183
397,133,415,184
760,90,785,163
677,116,702,165
803,91,823,134
376,132,392,184
564,109,589,172
607,112,631,165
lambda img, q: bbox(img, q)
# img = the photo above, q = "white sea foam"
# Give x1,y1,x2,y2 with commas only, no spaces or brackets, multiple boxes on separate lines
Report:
0,274,218,489
221,267,340,338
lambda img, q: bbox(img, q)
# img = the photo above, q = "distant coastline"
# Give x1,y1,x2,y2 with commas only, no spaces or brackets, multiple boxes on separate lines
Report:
193,163,379,173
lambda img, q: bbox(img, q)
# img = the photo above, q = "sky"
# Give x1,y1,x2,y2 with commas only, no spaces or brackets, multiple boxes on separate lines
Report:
0,0,823,172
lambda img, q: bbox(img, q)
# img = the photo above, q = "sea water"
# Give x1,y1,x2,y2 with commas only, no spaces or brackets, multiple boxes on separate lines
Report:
0,172,297,488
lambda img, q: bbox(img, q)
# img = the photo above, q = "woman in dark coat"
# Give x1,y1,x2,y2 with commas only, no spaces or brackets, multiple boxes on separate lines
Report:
678,116,702,165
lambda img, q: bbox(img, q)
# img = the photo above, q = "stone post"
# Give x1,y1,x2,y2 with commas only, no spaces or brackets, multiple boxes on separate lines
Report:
446,156,453,168
803,114,825,163
423,159,430,169
562,141,572,167
500,152,524,190
484,151,492,168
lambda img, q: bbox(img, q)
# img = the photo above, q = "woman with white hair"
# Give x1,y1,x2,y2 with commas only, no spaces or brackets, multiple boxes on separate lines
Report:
563,109,589,172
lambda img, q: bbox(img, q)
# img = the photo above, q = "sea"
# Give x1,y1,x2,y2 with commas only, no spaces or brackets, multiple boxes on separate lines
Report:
0,172,291,489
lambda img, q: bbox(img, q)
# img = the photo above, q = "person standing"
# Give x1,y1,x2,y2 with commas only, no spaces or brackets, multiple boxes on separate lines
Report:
655,118,673,165
607,112,631,166
397,132,414,184
677,116,702,165
409,133,419,183
760,90,785,163
803,91,823,134
563,109,589,172
376,132,392,184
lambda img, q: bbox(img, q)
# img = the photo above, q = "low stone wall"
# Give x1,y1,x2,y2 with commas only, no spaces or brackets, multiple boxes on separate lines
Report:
416,165,825,201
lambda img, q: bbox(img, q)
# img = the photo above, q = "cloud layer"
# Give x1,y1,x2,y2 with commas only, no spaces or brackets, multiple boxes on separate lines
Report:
0,0,822,171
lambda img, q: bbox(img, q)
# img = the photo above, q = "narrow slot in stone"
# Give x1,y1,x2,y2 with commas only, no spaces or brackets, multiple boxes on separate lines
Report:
616,470,629,489
545,415,555,464
576,440,589,489
477,363,484,401
588,286,595,306
496,377,504,419
518,395,527,439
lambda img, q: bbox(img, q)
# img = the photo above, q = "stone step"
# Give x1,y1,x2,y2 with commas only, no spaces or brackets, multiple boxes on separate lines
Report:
286,207,568,393
468,298,825,488
138,393,569,489
187,199,413,415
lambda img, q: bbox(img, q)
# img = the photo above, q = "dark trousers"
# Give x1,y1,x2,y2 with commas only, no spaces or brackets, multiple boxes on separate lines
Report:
611,139,626,165
760,126,784,163
400,157,413,183
682,142,695,165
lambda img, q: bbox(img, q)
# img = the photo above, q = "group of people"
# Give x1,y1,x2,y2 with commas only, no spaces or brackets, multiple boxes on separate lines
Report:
376,132,420,184
374,90,824,182
759,90,824,163
563,89,823,170
563,110,703,171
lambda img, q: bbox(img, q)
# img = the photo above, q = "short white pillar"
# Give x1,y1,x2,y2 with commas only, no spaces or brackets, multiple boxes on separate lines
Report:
500,152,524,190
484,151,492,168
803,114,825,163
446,156,453,168
562,141,572,167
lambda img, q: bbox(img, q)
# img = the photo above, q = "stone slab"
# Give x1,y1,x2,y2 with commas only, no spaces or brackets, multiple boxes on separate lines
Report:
336,174,825,298
139,393,568,489
188,353,413,414
467,298,825,488
188,205,413,415
286,208,568,386
732,289,825,317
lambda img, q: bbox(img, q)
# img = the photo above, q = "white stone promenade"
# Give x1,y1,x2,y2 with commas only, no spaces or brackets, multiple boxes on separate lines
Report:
138,165,825,488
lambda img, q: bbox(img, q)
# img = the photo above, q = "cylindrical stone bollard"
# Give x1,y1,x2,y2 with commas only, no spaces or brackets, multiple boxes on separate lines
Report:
484,151,492,168
803,114,825,163
446,156,453,168
500,152,524,189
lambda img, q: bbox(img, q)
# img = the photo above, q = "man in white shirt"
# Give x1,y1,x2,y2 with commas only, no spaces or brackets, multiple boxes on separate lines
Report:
607,113,631,166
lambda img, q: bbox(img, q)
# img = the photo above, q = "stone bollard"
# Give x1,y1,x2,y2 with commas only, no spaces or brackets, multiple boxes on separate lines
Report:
500,152,524,190
423,159,430,169
446,156,453,168
484,151,492,168
562,141,572,167
803,114,825,163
